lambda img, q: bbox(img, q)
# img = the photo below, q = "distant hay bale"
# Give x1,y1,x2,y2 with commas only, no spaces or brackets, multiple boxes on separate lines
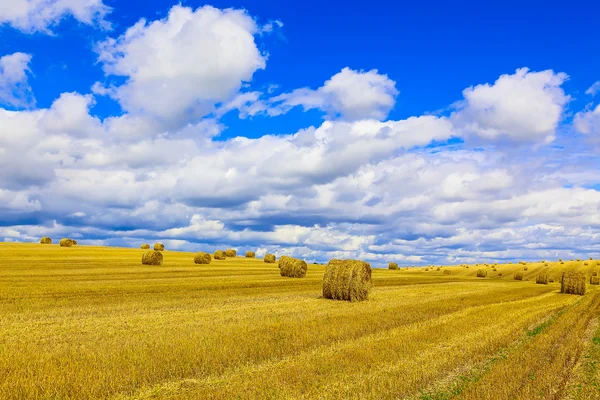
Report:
264,254,276,263
549,277,555,283
544,263,549,267
476,269,487,278
577,258,581,262
322,259,372,302
498,273,503,276
245,251,256,258
194,252,211,265
154,243,165,251
279,256,308,278
225,249,237,258
492,268,497,272
142,251,163,266
524,266,528,271
559,259,563,262
141,244,150,249
214,250,226,260
593,272,598,277
436,267,441,271
541,260,545,263
59,238,75,247
444,270,451,275
40,237,52,244
584,262,589,266
536,272,549,285
590,276,600,285
514,272,523,281
561,271,586,295
424,268,429,271
388,262,399,270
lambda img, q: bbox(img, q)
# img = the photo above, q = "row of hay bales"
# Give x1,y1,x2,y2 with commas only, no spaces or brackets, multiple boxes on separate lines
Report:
39,237,78,246
138,246,373,302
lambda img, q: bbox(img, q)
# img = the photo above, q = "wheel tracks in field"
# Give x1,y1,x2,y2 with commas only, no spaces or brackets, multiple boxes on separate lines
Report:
113,291,561,400
425,292,600,400
406,298,578,400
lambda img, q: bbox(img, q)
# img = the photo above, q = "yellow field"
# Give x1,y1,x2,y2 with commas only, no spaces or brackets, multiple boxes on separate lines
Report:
1,243,599,399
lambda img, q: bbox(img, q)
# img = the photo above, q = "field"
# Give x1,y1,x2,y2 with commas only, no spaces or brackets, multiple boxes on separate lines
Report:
1,243,600,399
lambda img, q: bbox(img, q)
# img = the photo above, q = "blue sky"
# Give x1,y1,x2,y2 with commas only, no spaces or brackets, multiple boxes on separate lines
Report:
1,0,599,266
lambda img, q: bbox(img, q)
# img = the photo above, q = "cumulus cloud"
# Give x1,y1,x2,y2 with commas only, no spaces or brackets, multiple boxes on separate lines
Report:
268,67,398,121
95,5,267,128
574,104,600,136
586,81,600,97
0,0,111,33
0,4,598,269
0,52,35,108
452,68,570,143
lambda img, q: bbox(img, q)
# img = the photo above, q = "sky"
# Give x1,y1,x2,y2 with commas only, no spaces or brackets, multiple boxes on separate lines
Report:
0,0,599,267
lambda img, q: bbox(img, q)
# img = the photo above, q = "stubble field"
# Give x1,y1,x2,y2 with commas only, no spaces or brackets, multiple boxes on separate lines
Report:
1,243,599,399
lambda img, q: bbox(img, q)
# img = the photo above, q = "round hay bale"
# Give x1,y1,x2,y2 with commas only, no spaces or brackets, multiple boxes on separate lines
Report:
142,251,163,266
388,262,399,270
443,270,451,275
476,269,487,278
549,277,555,283
141,244,150,249
322,259,372,302
59,238,75,247
154,243,165,251
590,276,600,285
214,250,226,260
514,272,523,281
593,272,599,277
561,271,586,295
225,249,237,258
279,256,308,278
194,252,211,265
245,251,256,258
536,272,549,285
40,237,52,244
264,254,276,263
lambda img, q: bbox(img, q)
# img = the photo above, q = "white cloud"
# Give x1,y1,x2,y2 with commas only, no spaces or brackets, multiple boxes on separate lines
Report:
95,5,267,128
586,81,600,97
452,68,570,143
0,0,111,33
0,52,35,108
574,104,600,136
268,67,398,121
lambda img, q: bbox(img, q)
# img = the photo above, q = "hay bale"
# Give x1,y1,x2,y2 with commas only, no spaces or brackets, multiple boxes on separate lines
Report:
536,272,549,285
154,243,165,251
141,244,150,249
214,250,226,260
388,262,399,270
549,277,555,283
584,262,589,266
279,256,308,278
40,237,52,244
194,252,211,265
476,269,487,278
514,272,523,281
593,272,598,277
498,273,503,276
437,267,441,271
561,271,586,295
225,249,237,258
444,270,451,275
142,251,163,266
590,276,600,285
524,266,528,271
322,259,372,302
245,251,256,258
59,238,75,247
264,254,276,263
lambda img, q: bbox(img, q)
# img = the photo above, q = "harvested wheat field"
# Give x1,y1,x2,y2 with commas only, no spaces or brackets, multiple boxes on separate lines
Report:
1,243,600,399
